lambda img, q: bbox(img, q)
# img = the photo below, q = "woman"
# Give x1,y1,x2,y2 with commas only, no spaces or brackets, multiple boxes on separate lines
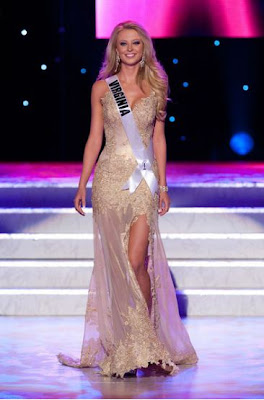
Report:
57,21,198,378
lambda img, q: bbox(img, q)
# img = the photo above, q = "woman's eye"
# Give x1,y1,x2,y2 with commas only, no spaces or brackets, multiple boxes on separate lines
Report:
133,41,140,45
120,42,127,46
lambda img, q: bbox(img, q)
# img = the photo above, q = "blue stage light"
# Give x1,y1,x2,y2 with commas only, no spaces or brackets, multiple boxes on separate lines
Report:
180,136,186,141
214,40,220,46
21,29,27,36
229,132,254,155
58,26,66,34
172,58,179,64
169,116,175,122
182,82,189,88
23,100,29,107
243,85,249,91
41,64,47,70
80,68,87,74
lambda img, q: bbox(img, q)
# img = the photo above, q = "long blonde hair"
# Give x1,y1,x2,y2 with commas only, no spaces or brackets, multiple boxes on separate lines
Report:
97,21,168,121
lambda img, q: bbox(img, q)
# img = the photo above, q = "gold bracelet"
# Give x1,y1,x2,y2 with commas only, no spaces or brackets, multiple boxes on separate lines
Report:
159,185,168,192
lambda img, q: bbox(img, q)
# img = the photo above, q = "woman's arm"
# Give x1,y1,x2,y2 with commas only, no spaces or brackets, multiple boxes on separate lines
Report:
153,119,170,216
153,119,167,186
74,80,106,215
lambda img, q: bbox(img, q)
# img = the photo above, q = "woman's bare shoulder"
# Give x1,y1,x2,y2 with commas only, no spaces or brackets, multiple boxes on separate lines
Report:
92,80,109,98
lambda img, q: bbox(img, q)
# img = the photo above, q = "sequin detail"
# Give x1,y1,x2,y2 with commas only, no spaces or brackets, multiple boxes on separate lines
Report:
56,83,199,378
99,300,180,378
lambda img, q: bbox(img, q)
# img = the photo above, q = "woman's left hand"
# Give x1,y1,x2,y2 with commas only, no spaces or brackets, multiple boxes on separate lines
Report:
158,191,170,216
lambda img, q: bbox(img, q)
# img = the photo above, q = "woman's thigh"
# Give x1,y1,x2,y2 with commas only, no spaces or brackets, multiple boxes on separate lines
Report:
128,215,149,269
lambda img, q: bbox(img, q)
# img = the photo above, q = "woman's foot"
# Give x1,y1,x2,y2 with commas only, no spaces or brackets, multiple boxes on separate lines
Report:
161,363,174,373
149,361,174,374
124,369,137,377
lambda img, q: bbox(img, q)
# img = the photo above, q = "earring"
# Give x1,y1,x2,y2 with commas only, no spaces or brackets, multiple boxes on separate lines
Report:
140,55,145,68
115,53,120,72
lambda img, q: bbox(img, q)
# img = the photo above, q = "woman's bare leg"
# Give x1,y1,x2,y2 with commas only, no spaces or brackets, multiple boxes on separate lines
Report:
128,215,151,313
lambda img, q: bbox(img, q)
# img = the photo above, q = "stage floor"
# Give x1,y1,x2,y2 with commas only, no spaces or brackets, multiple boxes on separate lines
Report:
1,162,264,398
0,316,264,399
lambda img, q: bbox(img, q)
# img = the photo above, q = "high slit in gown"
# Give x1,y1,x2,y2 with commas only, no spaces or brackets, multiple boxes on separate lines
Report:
57,85,198,378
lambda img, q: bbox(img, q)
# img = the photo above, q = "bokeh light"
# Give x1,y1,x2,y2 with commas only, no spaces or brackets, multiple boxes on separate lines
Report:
230,132,254,155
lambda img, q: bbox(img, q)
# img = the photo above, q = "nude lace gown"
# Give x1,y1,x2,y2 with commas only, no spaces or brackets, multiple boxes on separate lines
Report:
57,88,198,378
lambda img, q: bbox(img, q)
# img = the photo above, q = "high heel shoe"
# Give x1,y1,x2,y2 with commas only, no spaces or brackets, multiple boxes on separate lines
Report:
124,369,137,376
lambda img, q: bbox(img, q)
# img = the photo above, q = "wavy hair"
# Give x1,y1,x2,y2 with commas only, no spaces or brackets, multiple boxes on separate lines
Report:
97,21,168,121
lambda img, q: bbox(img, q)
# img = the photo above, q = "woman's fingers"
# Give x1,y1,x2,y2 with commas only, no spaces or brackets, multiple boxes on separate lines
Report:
76,199,85,216
81,195,86,210
158,194,170,216
158,196,162,214
74,193,86,216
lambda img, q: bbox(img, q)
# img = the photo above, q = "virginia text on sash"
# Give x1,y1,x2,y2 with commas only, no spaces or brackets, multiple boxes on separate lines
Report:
106,75,158,196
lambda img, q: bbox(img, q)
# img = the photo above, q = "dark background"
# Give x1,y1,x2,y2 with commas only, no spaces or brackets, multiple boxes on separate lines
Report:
3,0,264,162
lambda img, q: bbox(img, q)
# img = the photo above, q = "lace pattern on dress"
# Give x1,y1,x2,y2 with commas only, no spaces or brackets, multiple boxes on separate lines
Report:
56,84,199,378
98,300,180,378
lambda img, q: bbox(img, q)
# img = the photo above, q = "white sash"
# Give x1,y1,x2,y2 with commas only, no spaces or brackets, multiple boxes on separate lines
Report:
105,75,158,196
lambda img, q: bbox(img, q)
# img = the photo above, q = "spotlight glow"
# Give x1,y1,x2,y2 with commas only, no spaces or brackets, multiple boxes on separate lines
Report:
230,132,254,156
41,64,47,70
23,100,29,107
169,116,175,122
96,0,263,38
182,82,189,88
173,58,179,64
80,68,87,74
243,85,249,91
21,29,27,36
214,40,220,46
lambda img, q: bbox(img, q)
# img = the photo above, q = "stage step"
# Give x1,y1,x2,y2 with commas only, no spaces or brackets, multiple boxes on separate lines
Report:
0,288,263,316
1,190,264,314
1,232,264,259
0,260,264,289
1,184,264,207
1,162,264,316
1,207,264,233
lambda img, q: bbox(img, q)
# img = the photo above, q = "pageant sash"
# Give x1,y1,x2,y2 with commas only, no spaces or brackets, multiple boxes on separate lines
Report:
105,75,158,196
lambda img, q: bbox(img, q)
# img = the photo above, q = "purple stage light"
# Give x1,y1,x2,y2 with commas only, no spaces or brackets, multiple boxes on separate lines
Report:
96,0,263,38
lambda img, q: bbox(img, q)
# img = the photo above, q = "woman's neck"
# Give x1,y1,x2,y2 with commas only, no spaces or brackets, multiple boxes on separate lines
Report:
117,64,140,84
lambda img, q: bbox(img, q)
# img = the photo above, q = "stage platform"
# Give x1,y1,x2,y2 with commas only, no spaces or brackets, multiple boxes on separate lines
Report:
1,161,264,207
0,162,264,316
0,315,263,399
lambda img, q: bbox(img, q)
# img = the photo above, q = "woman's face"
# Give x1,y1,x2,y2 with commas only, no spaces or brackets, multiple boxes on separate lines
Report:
116,29,144,67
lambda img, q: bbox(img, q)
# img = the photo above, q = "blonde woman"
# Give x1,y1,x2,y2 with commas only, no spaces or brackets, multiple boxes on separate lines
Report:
57,21,198,378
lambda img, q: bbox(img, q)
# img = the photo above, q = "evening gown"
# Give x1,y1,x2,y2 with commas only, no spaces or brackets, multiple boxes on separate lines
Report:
57,84,198,378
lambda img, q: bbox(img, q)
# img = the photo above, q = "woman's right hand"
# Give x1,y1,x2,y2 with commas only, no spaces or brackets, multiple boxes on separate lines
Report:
74,186,86,216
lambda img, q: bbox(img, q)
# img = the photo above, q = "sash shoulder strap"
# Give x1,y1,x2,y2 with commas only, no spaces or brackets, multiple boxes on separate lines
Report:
105,75,158,196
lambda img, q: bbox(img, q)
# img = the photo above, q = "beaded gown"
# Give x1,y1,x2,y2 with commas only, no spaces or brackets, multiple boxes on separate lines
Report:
57,84,198,378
